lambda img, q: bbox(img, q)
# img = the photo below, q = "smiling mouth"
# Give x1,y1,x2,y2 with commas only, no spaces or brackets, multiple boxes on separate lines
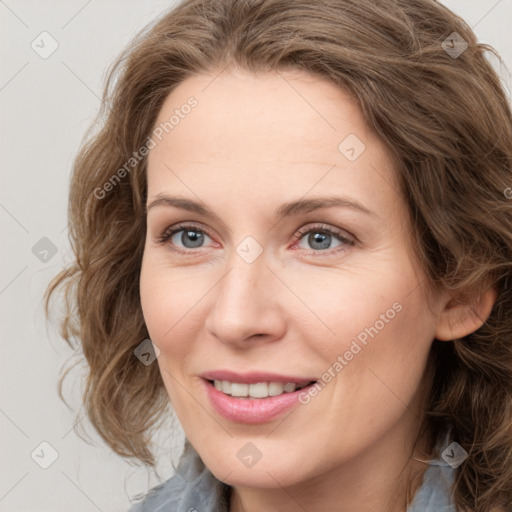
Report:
207,379,317,399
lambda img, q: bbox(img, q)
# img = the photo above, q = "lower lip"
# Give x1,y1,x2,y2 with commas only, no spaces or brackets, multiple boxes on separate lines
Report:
203,379,315,424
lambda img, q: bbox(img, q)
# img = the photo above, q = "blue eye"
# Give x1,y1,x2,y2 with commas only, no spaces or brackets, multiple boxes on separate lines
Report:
293,225,354,255
158,225,213,251
156,223,355,256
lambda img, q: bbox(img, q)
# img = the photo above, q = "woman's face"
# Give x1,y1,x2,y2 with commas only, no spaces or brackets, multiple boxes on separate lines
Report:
140,69,444,491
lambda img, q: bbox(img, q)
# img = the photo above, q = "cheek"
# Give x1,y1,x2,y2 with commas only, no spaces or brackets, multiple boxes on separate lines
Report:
331,287,435,420
139,251,212,357
301,266,435,399
140,251,181,347
303,297,434,456
139,255,165,339
286,267,410,357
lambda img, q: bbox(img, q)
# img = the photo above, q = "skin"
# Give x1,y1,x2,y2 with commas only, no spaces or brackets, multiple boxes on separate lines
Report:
139,68,496,512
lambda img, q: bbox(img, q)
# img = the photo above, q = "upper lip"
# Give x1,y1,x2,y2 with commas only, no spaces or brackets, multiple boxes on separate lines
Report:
200,370,317,387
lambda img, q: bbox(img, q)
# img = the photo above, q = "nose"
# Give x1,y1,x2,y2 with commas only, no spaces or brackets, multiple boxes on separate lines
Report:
204,252,287,347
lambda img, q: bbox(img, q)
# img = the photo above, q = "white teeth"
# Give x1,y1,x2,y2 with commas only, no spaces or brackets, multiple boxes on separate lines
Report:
212,380,305,398
268,382,285,396
230,383,249,396
249,382,268,398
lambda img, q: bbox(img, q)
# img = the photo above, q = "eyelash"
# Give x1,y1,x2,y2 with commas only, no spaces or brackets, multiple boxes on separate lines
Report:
156,222,355,256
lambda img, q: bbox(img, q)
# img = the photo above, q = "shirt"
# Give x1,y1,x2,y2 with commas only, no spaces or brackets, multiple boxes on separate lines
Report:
128,439,457,512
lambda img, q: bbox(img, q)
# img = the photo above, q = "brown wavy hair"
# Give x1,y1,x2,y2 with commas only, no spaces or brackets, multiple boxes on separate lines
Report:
45,0,512,510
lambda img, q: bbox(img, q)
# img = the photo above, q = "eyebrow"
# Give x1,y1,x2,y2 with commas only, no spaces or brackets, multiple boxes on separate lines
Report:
146,195,377,220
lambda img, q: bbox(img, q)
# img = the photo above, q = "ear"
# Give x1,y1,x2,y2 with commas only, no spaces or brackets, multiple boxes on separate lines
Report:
435,283,498,341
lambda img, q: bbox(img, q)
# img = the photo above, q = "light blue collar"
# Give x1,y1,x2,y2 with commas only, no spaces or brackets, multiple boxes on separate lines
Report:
407,458,456,511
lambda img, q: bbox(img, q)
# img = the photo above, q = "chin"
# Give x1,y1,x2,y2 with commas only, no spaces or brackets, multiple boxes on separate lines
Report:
201,446,313,489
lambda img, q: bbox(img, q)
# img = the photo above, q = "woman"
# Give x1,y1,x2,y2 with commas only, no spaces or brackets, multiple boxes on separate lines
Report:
46,0,512,510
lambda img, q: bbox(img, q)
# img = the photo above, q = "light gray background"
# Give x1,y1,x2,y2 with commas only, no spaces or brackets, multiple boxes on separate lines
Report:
1,1,511,511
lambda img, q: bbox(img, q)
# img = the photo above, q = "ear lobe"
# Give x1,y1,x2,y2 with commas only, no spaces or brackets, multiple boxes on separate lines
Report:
435,284,498,341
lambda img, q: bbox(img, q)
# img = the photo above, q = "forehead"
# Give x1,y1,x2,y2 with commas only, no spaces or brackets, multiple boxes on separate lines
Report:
146,68,400,214
151,69,375,159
